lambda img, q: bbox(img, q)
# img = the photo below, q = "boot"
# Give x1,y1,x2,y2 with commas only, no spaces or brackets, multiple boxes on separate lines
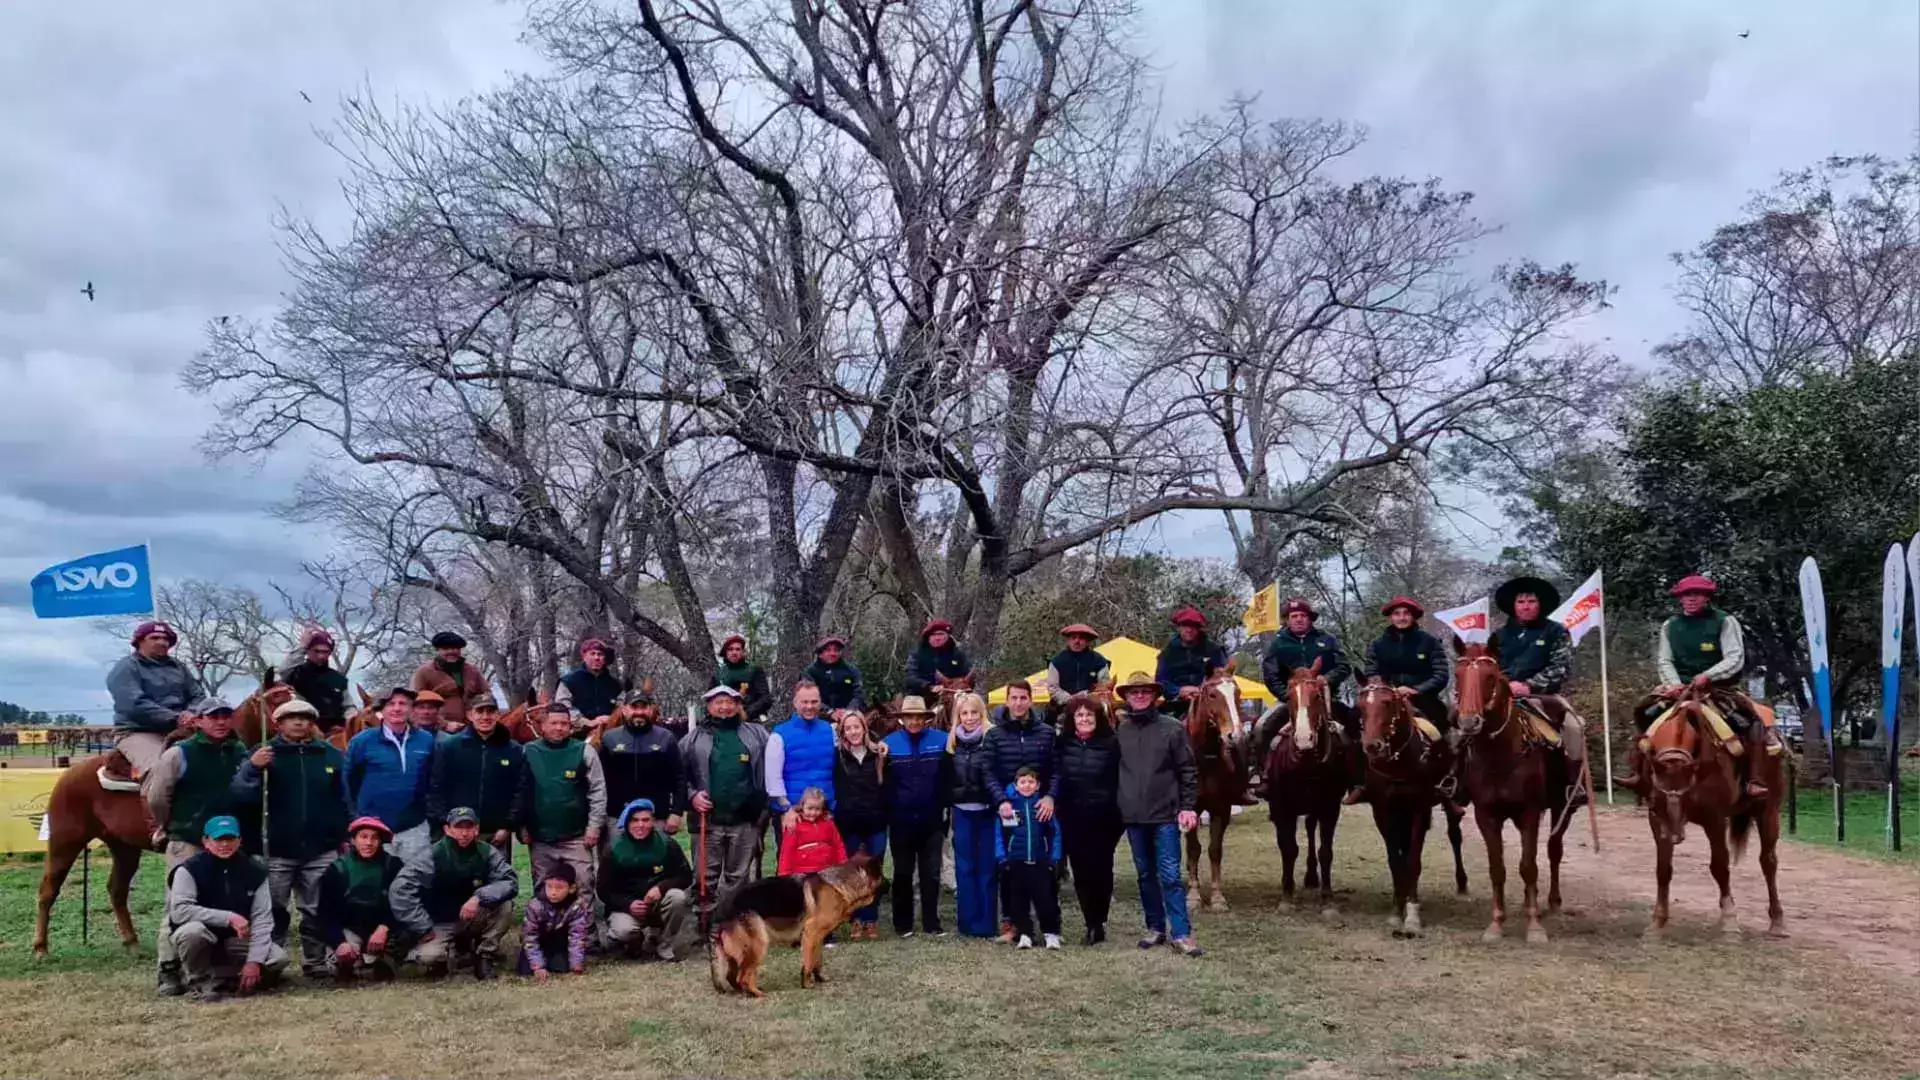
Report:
1741,731,1769,799
156,962,186,998
473,955,497,981
1341,786,1368,806
1081,924,1104,947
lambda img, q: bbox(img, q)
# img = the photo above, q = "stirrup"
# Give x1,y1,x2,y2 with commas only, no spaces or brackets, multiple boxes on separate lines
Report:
1435,773,1460,800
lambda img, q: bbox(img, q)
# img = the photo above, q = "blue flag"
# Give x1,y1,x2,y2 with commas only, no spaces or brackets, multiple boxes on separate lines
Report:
1798,556,1833,750
30,544,155,619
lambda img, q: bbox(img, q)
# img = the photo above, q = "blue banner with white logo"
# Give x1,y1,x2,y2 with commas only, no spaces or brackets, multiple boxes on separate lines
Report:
30,544,154,618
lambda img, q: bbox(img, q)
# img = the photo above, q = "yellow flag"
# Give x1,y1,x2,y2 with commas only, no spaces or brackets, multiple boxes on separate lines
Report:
1243,583,1280,635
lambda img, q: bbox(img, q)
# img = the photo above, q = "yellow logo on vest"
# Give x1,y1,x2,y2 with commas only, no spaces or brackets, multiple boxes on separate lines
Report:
500,758,510,765
1701,643,1716,651
738,754,750,763
564,770,576,779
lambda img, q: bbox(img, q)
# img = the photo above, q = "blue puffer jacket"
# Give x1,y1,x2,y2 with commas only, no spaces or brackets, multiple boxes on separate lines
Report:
995,790,1063,865
345,724,436,834
768,714,837,814
882,726,950,827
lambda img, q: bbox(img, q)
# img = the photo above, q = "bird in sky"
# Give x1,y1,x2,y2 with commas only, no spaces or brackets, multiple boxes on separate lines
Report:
80,281,95,301
300,90,312,103
1738,29,1750,39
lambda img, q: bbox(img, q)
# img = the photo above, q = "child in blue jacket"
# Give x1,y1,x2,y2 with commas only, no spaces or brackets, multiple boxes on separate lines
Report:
996,766,1064,949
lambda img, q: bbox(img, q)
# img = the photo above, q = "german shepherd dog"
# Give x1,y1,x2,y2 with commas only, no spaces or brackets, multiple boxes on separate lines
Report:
709,854,881,997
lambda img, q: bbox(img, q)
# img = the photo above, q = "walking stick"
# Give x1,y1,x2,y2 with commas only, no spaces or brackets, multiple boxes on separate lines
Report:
697,809,710,942
1580,754,1601,853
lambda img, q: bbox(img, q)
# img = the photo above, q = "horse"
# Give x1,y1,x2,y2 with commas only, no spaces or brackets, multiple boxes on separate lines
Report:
1183,668,1245,912
32,670,282,960
1262,662,1350,914
1452,642,1570,944
1354,681,1468,938
929,672,974,733
1643,688,1786,938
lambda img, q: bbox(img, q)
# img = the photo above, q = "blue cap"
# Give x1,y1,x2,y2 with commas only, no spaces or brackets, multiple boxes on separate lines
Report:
202,815,242,840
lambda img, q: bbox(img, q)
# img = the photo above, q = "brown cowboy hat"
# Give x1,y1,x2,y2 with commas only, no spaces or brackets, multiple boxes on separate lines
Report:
1058,623,1098,639
1114,671,1162,699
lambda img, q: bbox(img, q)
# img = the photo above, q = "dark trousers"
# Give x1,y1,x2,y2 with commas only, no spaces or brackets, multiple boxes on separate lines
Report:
1004,861,1061,939
1059,810,1122,930
889,818,946,933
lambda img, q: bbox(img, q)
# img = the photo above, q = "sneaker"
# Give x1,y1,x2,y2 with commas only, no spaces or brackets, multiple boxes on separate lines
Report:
1043,934,1062,950
926,927,947,937
1137,931,1167,950
1171,937,1205,957
1016,935,1034,950
655,944,677,963
898,930,916,939
156,963,186,998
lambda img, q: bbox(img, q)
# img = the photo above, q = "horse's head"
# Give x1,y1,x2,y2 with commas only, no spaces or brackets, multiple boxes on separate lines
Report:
1186,667,1238,746
1450,640,1508,739
1355,680,1406,760
1285,660,1329,751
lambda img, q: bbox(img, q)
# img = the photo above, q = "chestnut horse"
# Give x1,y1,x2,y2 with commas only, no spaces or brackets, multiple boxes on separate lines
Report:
1355,682,1467,937
1643,689,1786,938
33,672,285,959
1184,669,1245,912
1263,662,1350,913
1453,643,1570,943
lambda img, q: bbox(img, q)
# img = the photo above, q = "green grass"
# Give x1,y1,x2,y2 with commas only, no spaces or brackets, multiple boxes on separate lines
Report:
1778,771,1920,861
2,817,1916,1078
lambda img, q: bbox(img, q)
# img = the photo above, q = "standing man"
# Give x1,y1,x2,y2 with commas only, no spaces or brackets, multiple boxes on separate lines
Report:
513,702,607,888
389,807,517,980
1622,575,1773,797
412,631,491,731
165,815,288,1001
1112,672,1202,957
146,695,249,996
681,685,768,920
765,681,834,851
106,620,203,794
556,637,625,732
280,627,351,736
1155,608,1230,719
802,636,866,720
1044,624,1112,701
230,698,351,980
882,696,949,938
346,688,437,860
1254,599,1355,796
902,619,973,699
1492,575,1587,811
710,634,773,724
427,695,521,858
596,689,684,851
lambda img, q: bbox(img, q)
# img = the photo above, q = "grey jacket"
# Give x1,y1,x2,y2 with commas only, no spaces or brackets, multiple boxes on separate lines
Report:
167,861,277,964
387,840,518,935
107,653,204,734
679,716,770,799
1113,707,1197,825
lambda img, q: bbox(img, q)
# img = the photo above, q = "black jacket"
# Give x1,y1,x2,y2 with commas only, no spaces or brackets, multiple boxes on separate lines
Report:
980,712,1058,804
832,748,888,837
597,836,694,913
1113,707,1197,825
1053,728,1121,818
945,731,994,807
282,661,351,732
597,720,684,820
427,724,523,835
314,851,405,945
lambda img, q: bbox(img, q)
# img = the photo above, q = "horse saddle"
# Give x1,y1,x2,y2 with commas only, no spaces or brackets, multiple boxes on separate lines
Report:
1514,696,1570,748
98,750,143,793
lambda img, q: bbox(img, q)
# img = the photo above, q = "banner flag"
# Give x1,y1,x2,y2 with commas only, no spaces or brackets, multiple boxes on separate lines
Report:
1434,597,1491,645
1550,569,1605,646
1884,545,1907,761
30,544,154,619
1798,556,1833,750
1243,583,1280,635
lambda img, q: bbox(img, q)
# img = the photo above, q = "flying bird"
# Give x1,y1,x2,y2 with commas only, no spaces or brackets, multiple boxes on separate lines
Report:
1737,29,1750,38
219,315,230,326
81,281,95,301
300,90,312,103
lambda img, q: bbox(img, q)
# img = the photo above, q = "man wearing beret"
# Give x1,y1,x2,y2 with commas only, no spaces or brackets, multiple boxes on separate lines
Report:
902,619,974,700
801,635,866,721
1154,607,1230,719
281,626,352,735
709,634,773,724
411,630,491,730
106,619,204,796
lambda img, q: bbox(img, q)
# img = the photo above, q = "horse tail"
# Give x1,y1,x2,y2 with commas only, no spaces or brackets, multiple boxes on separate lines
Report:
1728,809,1753,864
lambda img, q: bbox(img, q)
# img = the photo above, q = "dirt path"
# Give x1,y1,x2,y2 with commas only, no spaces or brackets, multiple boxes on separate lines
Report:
1557,803,1919,980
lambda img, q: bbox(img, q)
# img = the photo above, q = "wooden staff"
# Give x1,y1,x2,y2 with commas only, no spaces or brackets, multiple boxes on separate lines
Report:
1580,753,1600,852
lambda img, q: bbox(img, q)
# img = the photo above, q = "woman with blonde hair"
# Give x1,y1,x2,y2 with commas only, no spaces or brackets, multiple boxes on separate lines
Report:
945,692,997,937
832,711,888,937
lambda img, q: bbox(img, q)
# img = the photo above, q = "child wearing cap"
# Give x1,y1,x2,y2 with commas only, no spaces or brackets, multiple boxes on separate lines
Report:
165,814,289,1001
316,817,408,983
388,807,519,980
519,862,592,982
598,799,694,961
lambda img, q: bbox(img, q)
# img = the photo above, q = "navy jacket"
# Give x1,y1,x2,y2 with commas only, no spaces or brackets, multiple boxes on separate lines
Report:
980,713,1058,805
881,726,950,827
1261,629,1350,699
1156,635,1230,701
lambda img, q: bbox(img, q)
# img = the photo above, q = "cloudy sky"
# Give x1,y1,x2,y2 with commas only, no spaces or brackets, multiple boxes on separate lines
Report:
2,1,1914,713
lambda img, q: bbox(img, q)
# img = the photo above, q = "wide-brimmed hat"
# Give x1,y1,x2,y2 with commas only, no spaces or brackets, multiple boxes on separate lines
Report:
814,635,848,654
1380,596,1425,618
411,689,445,706
1114,671,1162,699
1669,574,1717,597
1494,576,1562,617
1280,598,1317,620
272,699,318,722
1170,607,1207,628
1058,623,1098,639
894,695,933,717
920,619,953,639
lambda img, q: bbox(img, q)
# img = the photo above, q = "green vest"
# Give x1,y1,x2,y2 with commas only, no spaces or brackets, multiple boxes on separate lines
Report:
715,659,757,696
1666,609,1730,683
706,723,756,826
169,734,248,842
427,837,493,923
523,739,589,843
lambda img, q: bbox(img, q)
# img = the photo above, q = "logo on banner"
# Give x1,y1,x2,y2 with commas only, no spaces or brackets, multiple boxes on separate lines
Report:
49,562,141,592
29,544,155,619
1549,569,1605,646
1434,598,1491,645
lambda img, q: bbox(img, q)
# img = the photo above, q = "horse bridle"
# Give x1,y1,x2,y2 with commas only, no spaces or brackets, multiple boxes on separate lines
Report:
1288,676,1334,761
1357,684,1423,769
1456,655,1517,743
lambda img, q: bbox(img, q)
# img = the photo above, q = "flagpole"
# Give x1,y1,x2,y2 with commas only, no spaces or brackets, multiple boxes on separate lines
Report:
1599,605,1615,805
145,538,159,618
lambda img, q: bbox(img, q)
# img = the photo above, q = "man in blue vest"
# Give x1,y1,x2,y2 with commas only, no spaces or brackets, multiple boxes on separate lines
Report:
766,681,835,851
1154,608,1229,720
165,814,288,1002
1493,576,1587,811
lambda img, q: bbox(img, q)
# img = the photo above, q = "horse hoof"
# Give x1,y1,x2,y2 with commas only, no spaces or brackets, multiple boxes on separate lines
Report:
1766,919,1789,939
1210,892,1228,913
1642,923,1667,942
1385,913,1403,931
1481,924,1503,943
1188,889,1205,911
1719,918,1741,939
1319,906,1339,922
1548,897,1562,914
1525,925,1548,946
1401,906,1423,936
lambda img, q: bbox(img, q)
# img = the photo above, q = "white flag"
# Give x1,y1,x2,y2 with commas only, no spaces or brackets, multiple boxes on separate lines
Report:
1549,568,1605,647
1434,597,1492,645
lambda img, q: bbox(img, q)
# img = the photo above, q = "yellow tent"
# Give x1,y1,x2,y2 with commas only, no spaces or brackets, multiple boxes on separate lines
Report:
987,636,1274,707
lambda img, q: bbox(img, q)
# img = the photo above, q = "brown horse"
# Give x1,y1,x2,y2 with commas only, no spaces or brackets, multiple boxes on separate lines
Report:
1183,668,1245,912
1355,682,1467,937
33,673,283,959
1643,689,1786,938
1263,663,1350,913
1453,643,1570,943
929,673,974,733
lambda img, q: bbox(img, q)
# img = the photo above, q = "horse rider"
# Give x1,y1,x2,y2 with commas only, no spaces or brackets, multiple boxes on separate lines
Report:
1350,597,1451,803
710,634,774,724
1154,607,1229,720
1044,624,1112,704
411,631,491,731
1620,574,1775,798
802,635,866,721
1493,576,1588,811
106,619,204,794
902,619,974,701
556,637,625,734
1253,598,1355,799
281,627,351,735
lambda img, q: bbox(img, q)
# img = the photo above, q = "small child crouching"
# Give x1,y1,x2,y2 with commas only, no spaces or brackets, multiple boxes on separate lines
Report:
519,862,591,982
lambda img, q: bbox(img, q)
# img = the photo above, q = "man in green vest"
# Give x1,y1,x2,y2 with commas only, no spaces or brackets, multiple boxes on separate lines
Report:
230,698,352,979
710,634,773,723
146,696,250,997
1622,574,1774,797
681,685,768,920
513,702,608,889
391,807,518,980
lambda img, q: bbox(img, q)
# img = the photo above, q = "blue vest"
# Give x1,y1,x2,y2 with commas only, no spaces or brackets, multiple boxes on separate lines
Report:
773,715,837,810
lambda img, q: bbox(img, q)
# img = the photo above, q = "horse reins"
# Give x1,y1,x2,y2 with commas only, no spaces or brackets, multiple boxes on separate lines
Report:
1456,655,1518,744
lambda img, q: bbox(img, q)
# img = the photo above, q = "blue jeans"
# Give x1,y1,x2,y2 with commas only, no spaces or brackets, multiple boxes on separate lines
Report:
1127,823,1190,940
951,808,999,937
843,828,888,924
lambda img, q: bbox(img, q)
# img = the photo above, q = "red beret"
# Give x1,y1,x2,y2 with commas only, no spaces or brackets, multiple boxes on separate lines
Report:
719,634,746,652
132,620,177,647
579,637,612,657
1281,598,1317,619
920,619,953,639
1669,574,1718,596
1380,596,1425,617
1170,607,1207,628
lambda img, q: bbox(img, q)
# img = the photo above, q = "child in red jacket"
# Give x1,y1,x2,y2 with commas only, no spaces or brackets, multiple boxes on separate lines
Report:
777,787,847,875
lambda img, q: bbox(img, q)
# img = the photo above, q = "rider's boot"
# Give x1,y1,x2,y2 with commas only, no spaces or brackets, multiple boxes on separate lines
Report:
1741,728,1771,799
1618,740,1646,792
156,961,186,997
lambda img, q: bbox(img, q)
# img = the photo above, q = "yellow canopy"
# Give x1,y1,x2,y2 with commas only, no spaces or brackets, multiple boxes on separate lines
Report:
987,635,1274,706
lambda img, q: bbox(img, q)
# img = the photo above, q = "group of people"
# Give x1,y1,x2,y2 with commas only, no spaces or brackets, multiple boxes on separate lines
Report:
102,571,1771,1001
